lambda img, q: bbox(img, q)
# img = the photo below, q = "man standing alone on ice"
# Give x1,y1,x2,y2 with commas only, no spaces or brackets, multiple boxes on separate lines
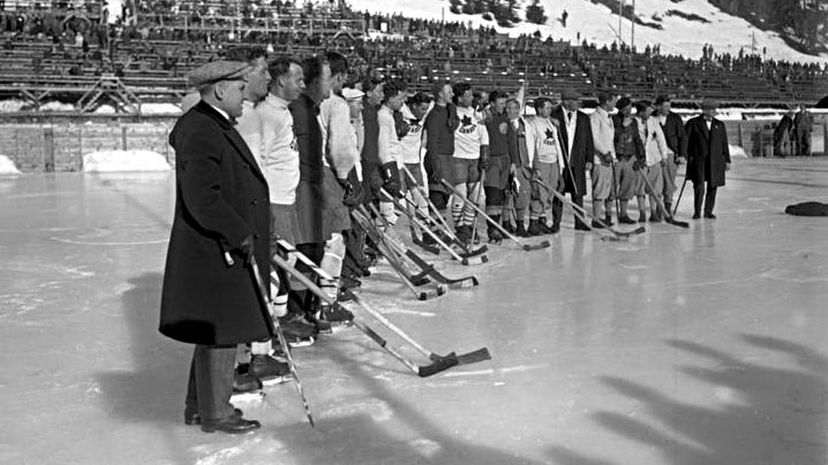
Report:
684,100,730,219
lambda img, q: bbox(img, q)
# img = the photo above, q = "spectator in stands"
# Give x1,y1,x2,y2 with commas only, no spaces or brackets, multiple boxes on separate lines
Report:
685,101,730,219
793,104,813,157
773,109,795,157
654,95,686,214
550,90,593,231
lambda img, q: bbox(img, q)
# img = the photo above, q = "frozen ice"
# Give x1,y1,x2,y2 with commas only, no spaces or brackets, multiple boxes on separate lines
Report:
0,158,826,465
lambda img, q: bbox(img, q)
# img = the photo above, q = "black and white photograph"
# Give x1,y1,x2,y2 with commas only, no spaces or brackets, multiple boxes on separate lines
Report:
0,0,826,463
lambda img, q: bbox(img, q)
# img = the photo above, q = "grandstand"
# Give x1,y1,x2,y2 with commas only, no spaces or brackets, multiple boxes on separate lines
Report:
0,0,826,115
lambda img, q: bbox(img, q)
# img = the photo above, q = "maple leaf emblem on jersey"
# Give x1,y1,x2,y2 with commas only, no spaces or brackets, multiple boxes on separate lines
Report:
545,128,556,140
461,115,473,126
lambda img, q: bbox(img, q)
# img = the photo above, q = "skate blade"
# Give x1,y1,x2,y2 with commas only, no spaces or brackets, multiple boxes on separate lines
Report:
230,390,266,403
261,375,292,387
287,337,315,348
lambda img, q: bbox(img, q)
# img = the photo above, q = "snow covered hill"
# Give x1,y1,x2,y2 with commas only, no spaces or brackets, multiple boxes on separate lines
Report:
348,0,828,63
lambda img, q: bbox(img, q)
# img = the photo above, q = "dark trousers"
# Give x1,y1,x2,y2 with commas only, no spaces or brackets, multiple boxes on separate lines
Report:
185,345,237,421
693,183,718,216
552,193,586,228
288,242,324,316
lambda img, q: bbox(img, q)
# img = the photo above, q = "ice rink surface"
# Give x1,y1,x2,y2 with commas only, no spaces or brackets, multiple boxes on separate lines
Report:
0,158,826,465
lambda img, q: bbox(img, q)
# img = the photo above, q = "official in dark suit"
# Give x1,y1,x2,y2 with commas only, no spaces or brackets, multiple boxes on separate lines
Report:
159,61,271,434
684,101,730,219
550,90,594,230
654,96,686,213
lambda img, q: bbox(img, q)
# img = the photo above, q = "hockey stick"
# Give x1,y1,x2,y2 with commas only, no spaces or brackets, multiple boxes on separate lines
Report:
378,190,488,265
532,178,622,242
274,241,486,366
532,178,646,238
640,167,690,228
273,249,487,375
395,193,488,260
242,254,315,428
401,249,479,289
352,207,446,300
469,170,485,245
611,160,622,222
400,165,489,257
441,179,550,251
270,254,455,377
673,171,688,218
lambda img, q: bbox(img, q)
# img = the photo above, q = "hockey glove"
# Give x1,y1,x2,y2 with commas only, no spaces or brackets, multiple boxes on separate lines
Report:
238,234,255,265
632,159,644,171
478,156,490,171
380,161,402,198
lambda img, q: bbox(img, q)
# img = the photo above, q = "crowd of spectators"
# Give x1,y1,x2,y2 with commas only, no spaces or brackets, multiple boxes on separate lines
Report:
1,0,826,102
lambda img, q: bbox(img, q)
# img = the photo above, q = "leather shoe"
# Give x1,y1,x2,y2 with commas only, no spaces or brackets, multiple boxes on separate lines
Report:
550,224,560,234
704,213,717,219
185,407,242,426
574,223,591,231
590,220,605,229
618,216,636,225
200,415,261,434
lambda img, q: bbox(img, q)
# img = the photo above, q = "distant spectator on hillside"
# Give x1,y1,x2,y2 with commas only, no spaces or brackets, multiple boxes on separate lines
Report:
793,105,813,157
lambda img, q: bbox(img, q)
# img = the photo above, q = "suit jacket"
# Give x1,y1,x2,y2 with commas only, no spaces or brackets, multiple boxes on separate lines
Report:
660,111,687,159
684,115,730,187
160,100,271,346
550,106,594,196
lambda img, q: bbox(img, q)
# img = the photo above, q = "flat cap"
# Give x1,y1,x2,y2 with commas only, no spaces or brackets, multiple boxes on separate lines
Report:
561,90,582,100
342,87,365,101
700,99,718,110
188,60,250,88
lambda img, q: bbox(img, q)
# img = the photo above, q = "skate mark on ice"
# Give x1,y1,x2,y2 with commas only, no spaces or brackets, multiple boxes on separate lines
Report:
618,264,648,270
51,237,167,246
760,267,828,283
440,363,550,378
325,397,393,422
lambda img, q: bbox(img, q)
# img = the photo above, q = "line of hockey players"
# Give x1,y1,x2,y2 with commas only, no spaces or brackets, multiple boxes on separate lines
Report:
211,47,703,394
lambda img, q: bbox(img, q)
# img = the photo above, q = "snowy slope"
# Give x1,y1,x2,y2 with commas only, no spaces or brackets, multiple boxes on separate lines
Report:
348,0,827,63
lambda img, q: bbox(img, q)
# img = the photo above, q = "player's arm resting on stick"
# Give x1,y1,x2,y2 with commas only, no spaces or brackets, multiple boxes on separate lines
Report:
378,109,402,197
178,128,253,260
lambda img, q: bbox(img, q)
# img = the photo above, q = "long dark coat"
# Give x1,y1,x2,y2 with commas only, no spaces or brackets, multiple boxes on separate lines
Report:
550,106,594,196
684,115,731,187
661,111,687,159
159,101,272,346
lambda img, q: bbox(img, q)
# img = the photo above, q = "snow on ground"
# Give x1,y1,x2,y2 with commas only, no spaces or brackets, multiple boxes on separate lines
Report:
729,144,748,157
0,155,21,174
82,150,171,172
349,0,827,63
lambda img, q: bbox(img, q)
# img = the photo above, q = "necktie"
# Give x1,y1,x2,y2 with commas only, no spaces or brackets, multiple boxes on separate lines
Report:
568,111,574,123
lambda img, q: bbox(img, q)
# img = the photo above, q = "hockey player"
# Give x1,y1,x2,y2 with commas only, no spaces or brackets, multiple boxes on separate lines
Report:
423,81,458,235
450,82,490,244
376,80,408,228
589,92,617,228
612,97,645,223
654,96,686,214
230,49,294,380
398,92,432,240
482,90,515,243
257,57,317,345
317,51,359,327
634,100,670,222
525,97,566,235
504,97,533,237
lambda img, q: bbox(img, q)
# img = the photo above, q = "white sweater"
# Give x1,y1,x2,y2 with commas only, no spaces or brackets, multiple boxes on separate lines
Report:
257,94,300,205
319,93,359,178
636,116,669,167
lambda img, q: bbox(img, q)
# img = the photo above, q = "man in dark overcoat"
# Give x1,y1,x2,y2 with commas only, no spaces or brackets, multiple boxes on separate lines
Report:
550,90,594,230
159,61,271,434
684,101,731,219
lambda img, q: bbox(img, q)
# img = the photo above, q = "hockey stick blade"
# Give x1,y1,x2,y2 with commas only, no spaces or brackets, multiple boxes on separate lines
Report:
429,347,492,365
666,217,690,228
522,240,550,251
418,354,460,377
417,285,447,301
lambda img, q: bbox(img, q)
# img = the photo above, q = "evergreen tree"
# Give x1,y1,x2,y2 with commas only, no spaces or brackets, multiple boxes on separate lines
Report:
526,0,547,25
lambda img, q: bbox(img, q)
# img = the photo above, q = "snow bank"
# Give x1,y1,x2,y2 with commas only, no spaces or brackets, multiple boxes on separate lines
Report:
729,144,748,158
0,155,21,174
83,150,171,172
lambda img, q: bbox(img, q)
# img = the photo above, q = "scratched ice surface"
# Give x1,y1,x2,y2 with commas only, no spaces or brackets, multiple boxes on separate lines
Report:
0,159,826,465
